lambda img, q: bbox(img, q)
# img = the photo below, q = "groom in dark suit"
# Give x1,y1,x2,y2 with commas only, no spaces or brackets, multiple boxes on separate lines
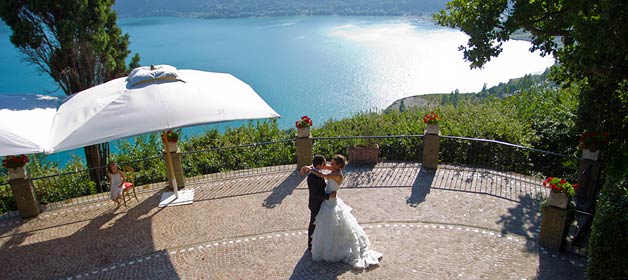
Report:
302,154,330,251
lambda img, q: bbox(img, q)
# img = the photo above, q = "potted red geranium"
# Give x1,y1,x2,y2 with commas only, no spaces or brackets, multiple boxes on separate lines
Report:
543,176,578,209
161,129,181,142
161,129,181,152
2,154,29,179
578,131,608,161
423,111,440,134
295,115,313,138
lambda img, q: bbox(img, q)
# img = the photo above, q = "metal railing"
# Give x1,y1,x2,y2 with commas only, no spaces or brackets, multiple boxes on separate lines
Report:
181,139,296,183
436,136,579,200
313,135,424,162
26,156,167,212
0,181,15,219
0,134,577,218
440,136,578,179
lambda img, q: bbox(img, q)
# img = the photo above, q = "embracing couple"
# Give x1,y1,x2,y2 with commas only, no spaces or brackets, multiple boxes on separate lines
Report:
301,154,382,269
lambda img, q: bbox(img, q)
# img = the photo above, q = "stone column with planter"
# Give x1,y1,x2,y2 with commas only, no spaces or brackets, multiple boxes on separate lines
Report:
295,128,313,170
422,112,440,169
294,130,314,170
539,177,577,251
422,123,440,169
539,203,571,251
295,116,314,170
7,166,40,218
574,130,606,212
575,149,602,211
165,141,185,190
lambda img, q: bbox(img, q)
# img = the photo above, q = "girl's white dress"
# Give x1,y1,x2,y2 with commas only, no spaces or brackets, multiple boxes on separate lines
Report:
109,172,124,200
311,178,382,269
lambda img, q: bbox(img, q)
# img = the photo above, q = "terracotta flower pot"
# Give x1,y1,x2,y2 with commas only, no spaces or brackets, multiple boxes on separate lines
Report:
347,144,380,165
8,166,27,180
297,127,311,138
547,189,569,209
581,149,599,161
425,123,439,135
166,141,179,152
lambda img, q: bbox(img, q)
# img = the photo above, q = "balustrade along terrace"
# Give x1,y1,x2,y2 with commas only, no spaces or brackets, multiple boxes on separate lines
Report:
1,134,578,219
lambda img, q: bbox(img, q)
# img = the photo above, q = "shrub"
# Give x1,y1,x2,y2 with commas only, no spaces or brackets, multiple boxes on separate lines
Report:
587,175,628,279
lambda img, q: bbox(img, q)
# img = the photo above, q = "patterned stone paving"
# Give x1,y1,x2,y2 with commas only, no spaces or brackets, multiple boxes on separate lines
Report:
0,163,584,279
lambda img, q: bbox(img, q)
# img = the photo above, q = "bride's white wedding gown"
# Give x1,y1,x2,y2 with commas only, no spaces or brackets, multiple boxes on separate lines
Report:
311,178,382,269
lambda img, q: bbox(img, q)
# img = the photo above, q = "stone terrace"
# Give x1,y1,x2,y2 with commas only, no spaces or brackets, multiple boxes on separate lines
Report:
0,163,585,279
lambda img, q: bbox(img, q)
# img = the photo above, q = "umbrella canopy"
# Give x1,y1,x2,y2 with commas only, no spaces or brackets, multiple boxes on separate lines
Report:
0,94,58,156
46,65,280,153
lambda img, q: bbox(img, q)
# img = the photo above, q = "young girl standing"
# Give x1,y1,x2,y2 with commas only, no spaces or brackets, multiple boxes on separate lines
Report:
107,162,126,206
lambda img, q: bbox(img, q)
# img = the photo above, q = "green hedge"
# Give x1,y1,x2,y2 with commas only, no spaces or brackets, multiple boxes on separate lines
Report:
587,153,628,279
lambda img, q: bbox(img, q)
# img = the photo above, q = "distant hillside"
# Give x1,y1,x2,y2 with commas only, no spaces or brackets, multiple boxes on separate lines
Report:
386,69,552,111
386,93,446,113
113,0,448,18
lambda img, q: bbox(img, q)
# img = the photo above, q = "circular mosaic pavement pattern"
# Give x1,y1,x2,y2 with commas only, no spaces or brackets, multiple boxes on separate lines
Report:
0,165,586,280
66,222,584,280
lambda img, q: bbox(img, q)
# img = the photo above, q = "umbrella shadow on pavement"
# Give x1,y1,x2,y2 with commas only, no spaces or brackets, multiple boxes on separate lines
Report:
0,190,180,280
0,224,32,251
262,170,302,208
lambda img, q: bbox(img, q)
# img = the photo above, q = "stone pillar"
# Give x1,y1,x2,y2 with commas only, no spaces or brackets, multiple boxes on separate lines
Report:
575,155,602,212
539,205,571,251
9,178,40,218
165,143,185,190
422,125,440,169
296,135,313,170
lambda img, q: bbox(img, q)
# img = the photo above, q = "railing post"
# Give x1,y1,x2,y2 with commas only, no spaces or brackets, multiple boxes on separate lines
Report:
9,175,40,218
295,131,313,170
165,142,186,190
422,124,440,169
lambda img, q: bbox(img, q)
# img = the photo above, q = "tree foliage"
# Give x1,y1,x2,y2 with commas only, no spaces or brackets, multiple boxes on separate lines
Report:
434,0,627,142
435,1,628,277
0,0,141,192
0,0,140,95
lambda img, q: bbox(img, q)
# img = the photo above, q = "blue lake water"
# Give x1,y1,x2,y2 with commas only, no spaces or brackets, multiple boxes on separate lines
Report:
0,16,554,164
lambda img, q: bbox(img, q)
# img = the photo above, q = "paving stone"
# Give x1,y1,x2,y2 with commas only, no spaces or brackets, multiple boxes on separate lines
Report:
0,163,584,279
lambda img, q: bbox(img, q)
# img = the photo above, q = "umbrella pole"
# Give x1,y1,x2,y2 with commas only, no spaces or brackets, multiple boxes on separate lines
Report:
162,133,179,199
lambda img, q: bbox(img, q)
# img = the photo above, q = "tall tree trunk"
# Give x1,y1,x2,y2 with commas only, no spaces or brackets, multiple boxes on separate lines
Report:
84,143,109,193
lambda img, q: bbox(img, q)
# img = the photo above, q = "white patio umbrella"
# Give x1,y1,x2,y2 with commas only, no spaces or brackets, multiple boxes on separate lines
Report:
0,94,58,156
47,66,280,152
46,65,280,206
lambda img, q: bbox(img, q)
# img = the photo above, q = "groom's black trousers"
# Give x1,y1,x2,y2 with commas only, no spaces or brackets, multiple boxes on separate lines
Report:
308,205,321,249
307,172,328,250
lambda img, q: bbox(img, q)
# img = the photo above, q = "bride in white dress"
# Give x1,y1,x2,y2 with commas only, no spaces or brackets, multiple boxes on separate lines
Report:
304,154,382,269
